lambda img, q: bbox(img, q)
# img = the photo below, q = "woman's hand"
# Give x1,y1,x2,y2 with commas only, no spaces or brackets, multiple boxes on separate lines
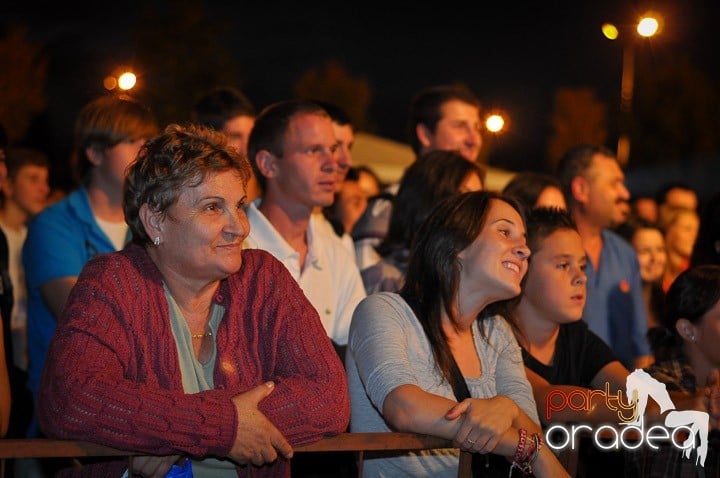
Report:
228,382,294,466
129,455,182,477
444,395,519,453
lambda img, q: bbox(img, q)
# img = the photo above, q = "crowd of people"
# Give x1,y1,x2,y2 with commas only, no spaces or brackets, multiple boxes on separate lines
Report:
0,83,718,478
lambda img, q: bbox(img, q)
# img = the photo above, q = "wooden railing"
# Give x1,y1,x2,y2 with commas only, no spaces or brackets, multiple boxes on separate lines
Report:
0,433,466,478
0,433,578,477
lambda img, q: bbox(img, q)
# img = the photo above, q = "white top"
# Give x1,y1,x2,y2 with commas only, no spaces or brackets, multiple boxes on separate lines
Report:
95,216,129,251
243,200,366,345
311,210,357,262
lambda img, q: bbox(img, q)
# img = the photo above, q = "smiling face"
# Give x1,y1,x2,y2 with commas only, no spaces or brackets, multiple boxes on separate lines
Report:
457,199,530,302
632,227,667,284
665,209,700,259
148,169,250,284
425,99,482,162
521,228,587,324
580,154,631,228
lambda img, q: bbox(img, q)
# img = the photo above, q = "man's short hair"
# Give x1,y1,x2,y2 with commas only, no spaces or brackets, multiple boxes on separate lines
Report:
407,85,481,155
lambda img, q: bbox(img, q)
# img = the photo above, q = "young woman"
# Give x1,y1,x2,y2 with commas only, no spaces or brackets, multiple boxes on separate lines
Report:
360,150,484,295
626,265,720,476
347,191,568,477
616,215,668,330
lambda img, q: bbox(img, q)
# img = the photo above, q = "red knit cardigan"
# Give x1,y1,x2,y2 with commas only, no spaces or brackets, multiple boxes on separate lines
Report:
38,243,350,477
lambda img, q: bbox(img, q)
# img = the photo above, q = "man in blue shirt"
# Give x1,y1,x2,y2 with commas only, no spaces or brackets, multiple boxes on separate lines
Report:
556,144,652,371
22,94,158,439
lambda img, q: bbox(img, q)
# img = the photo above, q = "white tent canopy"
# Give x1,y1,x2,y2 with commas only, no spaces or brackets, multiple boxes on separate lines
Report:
352,132,516,192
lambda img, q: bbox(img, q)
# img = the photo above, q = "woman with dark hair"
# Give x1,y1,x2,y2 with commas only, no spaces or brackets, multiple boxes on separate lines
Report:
347,191,568,477
360,150,483,294
615,215,668,330
501,171,566,213
627,265,720,476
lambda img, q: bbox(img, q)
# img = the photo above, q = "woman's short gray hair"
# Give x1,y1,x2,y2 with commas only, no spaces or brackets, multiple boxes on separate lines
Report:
124,123,252,245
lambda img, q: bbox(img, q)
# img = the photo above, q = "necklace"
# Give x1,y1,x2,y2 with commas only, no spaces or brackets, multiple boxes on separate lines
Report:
191,330,213,339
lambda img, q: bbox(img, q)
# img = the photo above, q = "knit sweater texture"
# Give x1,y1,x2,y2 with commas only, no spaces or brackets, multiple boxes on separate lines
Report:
38,243,350,477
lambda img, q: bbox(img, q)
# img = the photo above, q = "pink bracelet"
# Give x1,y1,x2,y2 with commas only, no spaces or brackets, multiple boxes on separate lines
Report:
509,432,543,477
512,428,527,463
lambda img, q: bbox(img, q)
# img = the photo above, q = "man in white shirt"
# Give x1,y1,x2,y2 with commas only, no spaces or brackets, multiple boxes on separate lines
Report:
311,101,356,260
243,99,366,351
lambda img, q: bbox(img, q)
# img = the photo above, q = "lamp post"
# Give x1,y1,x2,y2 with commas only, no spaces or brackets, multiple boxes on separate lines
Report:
478,110,508,165
103,68,137,93
602,15,660,166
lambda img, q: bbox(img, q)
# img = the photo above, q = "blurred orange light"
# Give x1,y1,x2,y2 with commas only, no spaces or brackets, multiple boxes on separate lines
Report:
485,114,505,133
117,72,137,91
103,76,118,91
637,16,659,37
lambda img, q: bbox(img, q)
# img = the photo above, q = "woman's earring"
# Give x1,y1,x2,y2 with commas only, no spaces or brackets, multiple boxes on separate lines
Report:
153,236,161,246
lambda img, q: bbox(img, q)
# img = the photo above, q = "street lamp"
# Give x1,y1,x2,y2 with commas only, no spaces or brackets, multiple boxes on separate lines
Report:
478,110,509,165
485,113,506,134
103,68,138,92
602,13,661,165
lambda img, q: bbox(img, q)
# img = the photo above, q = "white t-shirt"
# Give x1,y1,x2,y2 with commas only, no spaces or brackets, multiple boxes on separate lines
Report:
243,200,366,345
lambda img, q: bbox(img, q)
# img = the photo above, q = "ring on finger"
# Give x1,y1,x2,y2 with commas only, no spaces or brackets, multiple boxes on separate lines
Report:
465,438,475,445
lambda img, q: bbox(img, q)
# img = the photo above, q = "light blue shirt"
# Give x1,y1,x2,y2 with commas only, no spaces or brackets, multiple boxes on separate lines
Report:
582,229,650,370
23,188,128,435
347,292,539,477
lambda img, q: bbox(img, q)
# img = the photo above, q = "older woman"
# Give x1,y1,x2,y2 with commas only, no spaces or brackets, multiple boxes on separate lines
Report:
37,124,349,478
347,191,569,477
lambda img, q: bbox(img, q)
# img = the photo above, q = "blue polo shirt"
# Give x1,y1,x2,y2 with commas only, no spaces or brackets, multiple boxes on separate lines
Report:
582,229,650,370
22,188,127,435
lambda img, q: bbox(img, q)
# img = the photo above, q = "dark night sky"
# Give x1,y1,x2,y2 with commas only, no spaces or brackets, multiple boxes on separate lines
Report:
3,1,719,178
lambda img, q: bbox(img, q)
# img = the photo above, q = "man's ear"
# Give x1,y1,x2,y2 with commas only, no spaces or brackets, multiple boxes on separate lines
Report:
416,123,433,150
255,150,278,180
570,176,589,204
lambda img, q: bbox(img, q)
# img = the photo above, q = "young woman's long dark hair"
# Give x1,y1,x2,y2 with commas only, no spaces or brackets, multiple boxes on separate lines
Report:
377,150,485,260
399,190,523,385
649,265,720,362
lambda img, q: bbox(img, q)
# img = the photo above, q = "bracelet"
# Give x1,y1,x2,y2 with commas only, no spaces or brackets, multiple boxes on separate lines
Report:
509,432,543,477
512,428,527,463
527,433,543,467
